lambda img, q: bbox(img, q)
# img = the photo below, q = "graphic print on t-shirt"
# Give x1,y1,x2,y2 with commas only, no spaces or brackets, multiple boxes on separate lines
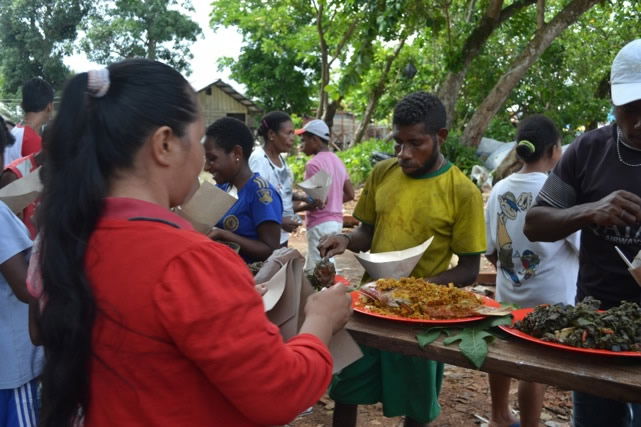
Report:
496,190,540,285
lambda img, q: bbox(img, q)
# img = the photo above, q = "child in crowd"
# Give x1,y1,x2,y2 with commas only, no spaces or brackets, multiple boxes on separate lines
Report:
296,119,354,273
205,117,283,262
0,116,42,427
485,115,579,427
4,78,53,167
29,59,352,427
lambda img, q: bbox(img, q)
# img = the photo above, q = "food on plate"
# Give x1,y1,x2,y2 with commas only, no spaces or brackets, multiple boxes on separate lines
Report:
307,257,336,290
356,277,485,320
515,297,641,352
247,261,264,276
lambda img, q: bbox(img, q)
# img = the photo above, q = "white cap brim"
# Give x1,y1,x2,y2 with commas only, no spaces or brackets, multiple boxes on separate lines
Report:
611,82,641,106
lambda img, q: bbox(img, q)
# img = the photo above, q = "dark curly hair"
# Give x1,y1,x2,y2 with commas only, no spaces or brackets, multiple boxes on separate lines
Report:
515,114,560,163
206,117,254,160
256,111,291,142
392,92,446,134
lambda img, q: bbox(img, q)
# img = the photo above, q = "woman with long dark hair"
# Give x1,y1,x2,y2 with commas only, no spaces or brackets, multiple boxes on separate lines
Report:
30,59,352,427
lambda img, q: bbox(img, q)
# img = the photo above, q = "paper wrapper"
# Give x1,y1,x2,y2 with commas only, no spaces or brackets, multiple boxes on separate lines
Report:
0,166,42,214
175,181,237,233
258,248,363,373
630,250,641,287
298,170,332,202
629,267,641,288
355,237,434,280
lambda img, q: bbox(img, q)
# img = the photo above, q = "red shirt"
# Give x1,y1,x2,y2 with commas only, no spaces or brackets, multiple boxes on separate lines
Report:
4,153,39,238
84,198,332,426
19,125,41,157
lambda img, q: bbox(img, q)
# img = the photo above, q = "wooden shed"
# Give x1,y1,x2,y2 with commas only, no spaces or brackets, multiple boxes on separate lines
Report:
196,79,262,128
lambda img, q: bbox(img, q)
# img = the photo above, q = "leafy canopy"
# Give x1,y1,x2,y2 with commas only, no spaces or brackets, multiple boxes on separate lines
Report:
80,0,201,74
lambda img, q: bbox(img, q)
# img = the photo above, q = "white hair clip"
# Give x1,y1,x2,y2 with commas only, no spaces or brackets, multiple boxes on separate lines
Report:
87,68,110,98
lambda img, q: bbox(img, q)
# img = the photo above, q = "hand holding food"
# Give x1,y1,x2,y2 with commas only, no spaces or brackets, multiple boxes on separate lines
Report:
305,283,352,335
318,233,349,258
307,257,336,290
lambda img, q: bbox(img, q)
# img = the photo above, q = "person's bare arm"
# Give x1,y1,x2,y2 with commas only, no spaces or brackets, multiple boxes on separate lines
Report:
0,170,18,189
343,179,355,203
318,222,374,258
426,254,481,287
29,300,42,346
525,190,641,242
485,252,497,269
0,252,30,303
208,221,281,261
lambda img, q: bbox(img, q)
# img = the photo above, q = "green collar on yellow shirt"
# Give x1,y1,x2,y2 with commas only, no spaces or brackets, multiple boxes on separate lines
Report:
410,161,452,179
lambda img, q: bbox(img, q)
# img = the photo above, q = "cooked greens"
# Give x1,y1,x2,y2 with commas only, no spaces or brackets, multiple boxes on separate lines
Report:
515,297,641,352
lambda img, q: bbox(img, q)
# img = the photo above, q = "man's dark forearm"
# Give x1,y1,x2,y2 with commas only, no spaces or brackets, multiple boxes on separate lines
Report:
346,223,373,253
524,205,592,242
427,254,480,287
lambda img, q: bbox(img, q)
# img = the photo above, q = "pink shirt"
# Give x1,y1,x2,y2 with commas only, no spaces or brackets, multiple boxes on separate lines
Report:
305,152,348,229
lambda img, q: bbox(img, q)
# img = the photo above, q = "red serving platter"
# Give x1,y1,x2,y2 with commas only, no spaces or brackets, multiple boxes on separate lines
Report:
499,308,641,357
351,292,501,324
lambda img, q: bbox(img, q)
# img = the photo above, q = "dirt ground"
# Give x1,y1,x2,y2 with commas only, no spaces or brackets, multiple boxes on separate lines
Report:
285,193,573,427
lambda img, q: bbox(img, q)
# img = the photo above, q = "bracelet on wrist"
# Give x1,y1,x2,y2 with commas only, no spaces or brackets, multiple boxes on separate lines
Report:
337,233,351,245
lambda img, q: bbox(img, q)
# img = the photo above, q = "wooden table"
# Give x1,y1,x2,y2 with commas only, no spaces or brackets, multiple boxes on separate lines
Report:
346,312,641,403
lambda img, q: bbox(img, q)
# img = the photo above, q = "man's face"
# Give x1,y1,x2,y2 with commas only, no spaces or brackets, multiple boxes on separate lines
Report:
392,122,444,177
300,133,318,156
615,99,641,149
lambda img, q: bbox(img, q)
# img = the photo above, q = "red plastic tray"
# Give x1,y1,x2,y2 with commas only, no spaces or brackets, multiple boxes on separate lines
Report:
351,292,501,324
499,308,641,357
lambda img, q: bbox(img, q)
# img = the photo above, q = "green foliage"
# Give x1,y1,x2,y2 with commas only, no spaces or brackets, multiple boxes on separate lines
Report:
222,39,319,113
288,138,394,185
441,133,483,175
80,0,201,73
416,315,513,369
0,0,91,94
336,138,394,185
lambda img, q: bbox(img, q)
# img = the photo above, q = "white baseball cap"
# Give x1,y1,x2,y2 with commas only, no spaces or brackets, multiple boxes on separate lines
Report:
295,119,330,141
611,39,641,106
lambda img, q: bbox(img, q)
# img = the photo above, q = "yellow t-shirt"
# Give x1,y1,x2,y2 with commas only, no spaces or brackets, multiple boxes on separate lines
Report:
353,158,486,279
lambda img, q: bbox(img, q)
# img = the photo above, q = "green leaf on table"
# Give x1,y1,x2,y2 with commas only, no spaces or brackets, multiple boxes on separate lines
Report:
443,329,494,369
471,314,513,330
416,327,445,348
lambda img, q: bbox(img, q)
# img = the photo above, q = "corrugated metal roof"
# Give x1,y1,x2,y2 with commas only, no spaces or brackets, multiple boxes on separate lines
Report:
196,79,262,114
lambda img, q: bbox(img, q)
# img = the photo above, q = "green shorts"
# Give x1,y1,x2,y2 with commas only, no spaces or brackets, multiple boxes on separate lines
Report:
329,345,444,423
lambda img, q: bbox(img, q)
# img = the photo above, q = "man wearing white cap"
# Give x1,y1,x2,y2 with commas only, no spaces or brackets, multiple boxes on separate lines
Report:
295,119,354,274
525,39,641,426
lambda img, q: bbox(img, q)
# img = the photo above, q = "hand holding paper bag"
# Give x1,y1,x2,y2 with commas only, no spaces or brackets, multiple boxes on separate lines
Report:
174,181,237,233
257,248,362,373
0,166,42,214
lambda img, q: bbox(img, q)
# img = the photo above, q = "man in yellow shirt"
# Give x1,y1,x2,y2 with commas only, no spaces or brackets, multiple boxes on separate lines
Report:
319,91,486,427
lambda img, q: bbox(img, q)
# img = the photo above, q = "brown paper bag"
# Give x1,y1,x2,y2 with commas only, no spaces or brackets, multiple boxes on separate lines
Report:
0,166,42,214
174,181,237,233
257,248,363,373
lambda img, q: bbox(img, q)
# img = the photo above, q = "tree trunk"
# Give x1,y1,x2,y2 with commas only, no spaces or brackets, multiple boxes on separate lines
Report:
537,0,546,28
587,73,610,130
461,0,600,147
315,1,329,118
352,38,407,146
323,97,342,130
437,0,536,128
